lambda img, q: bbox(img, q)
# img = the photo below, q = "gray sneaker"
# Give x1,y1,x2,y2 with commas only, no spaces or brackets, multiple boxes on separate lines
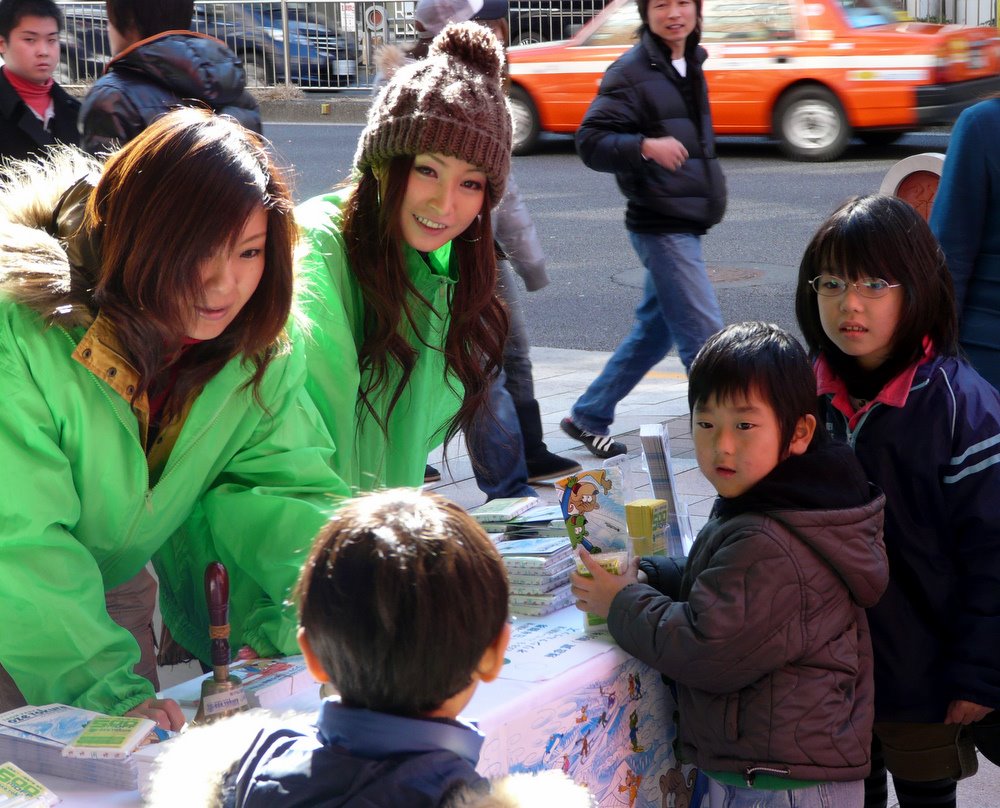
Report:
560,417,626,459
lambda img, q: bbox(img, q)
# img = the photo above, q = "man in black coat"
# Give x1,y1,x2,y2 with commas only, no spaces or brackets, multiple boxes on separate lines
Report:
0,0,80,162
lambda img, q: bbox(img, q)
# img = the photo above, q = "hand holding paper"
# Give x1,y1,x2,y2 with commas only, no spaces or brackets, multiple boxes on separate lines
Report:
570,548,639,619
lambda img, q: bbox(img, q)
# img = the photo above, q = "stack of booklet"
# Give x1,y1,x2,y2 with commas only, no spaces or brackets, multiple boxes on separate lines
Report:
497,536,575,617
0,704,166,790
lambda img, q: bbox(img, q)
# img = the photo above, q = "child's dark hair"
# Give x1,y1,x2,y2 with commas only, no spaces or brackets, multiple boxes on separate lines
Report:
688,322,820,451
0,0,62,39
296,489,509,716
795,194,959,387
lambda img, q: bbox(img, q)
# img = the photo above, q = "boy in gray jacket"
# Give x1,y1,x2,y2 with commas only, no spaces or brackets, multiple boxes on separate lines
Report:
572,322,889,807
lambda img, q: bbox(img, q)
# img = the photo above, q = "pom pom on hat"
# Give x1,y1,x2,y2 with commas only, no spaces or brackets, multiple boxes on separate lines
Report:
354,22,512,203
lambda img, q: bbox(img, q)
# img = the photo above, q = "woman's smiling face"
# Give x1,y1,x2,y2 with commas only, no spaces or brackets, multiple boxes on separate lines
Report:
398,153,487,253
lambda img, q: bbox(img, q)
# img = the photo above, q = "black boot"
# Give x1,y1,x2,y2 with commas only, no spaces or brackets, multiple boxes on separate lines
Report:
515,400,582,483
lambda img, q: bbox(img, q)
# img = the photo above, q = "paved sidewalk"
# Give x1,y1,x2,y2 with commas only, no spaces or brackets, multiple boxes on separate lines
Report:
425,343,1000,808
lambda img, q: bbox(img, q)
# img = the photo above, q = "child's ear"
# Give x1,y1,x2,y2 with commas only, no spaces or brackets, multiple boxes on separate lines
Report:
787,414,817,457
476,621,512,684
297,626,331,684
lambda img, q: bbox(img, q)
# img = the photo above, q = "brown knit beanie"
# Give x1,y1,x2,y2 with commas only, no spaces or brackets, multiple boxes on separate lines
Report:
354,22,512,203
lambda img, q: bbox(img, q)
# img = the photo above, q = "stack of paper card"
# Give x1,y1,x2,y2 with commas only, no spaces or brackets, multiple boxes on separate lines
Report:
469,496,540,532
497,537,575,616
0,704,156,790
0,761,60,807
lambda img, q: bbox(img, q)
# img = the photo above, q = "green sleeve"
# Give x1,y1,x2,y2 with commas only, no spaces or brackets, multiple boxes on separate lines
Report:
197,336,351,658
0,311,153,714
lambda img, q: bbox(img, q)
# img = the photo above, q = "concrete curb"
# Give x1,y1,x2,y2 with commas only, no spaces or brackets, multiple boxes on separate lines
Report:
258,95,370,123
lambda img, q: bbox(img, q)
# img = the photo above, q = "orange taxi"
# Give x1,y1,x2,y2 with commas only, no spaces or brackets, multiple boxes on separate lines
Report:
507,0,1000,160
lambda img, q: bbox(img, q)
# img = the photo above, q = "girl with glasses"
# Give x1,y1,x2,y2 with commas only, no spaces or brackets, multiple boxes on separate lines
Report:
795,194,1000,808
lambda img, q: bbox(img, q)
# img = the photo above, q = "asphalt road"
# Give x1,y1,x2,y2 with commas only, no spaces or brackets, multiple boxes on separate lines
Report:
265,122,951,352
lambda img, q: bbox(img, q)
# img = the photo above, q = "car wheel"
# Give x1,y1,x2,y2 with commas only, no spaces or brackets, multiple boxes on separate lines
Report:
858,130,905,147
773,86,850,161
513,27,543,45
510,85,541,156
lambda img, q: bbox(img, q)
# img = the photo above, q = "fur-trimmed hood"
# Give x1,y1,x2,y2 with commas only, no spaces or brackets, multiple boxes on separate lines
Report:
144,709,596,808
0,146,103,330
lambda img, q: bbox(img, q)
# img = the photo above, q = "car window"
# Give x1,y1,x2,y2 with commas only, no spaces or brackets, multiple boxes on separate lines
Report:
836,0,898,27
702,0,796,41
583,0,641,46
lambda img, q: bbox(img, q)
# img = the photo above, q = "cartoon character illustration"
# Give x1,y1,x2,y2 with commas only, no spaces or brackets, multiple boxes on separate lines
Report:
627,673,636,700
599,710,609,727
562,754,571,774
628,709,644,753
577,732,590,759
558,470,613,552
618,768,643,807
575,705,589,724
660,766,697,808
634,672,643,700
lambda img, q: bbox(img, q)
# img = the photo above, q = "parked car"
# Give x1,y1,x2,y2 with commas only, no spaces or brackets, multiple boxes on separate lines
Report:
508,0,609,45
507,0,1000,160
55,1,357,87
193,2,357,86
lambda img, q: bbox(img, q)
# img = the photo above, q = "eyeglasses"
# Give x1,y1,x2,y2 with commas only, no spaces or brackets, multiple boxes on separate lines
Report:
808,274,902,299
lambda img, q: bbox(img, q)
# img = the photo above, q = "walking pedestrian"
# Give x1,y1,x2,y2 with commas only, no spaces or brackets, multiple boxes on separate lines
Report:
561,0,726,458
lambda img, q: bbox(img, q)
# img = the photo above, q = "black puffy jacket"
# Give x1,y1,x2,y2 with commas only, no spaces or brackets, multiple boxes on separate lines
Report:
79,31,262,155
576,28,726,234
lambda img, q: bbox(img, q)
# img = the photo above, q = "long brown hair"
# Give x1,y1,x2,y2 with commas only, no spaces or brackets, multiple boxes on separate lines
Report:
87,107,296,418
341,156,508,449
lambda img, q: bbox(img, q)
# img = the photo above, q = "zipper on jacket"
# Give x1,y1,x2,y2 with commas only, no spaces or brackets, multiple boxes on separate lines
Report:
743,765,791,787
152,388,236,492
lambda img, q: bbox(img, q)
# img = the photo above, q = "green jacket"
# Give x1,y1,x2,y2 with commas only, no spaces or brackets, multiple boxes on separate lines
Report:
0,155,349,715
296,192,463,491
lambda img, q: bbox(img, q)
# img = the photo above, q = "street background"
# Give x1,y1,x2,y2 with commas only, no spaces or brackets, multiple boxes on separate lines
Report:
263,112,951,352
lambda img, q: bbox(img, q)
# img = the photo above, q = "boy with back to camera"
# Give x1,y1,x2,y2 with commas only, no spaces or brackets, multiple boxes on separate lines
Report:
147,488,593,807
0,0,80,161
571,322,890,807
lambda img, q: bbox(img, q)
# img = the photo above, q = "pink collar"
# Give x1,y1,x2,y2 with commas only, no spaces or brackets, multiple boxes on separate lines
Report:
816,337,934,428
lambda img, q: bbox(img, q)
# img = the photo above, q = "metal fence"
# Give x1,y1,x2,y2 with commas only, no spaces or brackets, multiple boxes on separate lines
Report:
55,0,998,92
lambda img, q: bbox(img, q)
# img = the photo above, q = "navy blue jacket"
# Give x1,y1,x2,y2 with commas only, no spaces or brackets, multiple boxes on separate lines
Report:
222,700,489,807
575,28,726,234
930,98,1000,389
818,353,1000,722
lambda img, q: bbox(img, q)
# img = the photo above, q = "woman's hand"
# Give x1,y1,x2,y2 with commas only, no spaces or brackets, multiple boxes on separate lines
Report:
641,136,689,171
125,697,186,731
944,699,993,725
570,549,639,619
236,645,259,661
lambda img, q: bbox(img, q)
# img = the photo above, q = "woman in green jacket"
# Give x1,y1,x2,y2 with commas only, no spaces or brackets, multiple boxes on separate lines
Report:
0,108,348,727
298,22,512,492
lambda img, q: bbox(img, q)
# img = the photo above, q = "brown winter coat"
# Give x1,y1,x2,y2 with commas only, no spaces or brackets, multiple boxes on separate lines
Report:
609,441,888,784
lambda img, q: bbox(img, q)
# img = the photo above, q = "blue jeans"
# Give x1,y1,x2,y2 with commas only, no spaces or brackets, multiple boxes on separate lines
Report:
571,231,723,435
466,370,535,500
706,778,864,808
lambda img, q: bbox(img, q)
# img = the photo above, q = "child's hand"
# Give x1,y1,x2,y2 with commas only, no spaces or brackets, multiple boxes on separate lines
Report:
570,549,640,619
945,699,993,725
